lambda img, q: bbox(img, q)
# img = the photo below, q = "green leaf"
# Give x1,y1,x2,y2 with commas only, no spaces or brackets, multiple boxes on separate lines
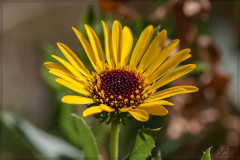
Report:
59,102,82,148
201,147,212,160
128,128,160,160
2,112,83,159
72,114,99,160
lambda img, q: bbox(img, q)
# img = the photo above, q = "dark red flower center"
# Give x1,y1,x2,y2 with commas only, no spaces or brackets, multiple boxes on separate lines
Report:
100,70,140,99
90,69,146,109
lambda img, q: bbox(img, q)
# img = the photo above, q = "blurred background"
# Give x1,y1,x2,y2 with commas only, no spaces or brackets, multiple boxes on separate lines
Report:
2,0,239,159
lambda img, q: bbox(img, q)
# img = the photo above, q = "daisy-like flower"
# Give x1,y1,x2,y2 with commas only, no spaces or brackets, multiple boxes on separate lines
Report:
44,20,198,122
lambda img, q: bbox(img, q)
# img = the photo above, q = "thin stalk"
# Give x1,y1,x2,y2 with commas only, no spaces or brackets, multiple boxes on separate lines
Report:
110,121,120,160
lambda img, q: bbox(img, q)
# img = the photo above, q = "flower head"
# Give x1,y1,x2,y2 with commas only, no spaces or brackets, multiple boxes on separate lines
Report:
44,20,198,122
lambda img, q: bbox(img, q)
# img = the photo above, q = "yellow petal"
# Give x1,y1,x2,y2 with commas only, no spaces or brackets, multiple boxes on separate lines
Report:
138,30,167,72
101,20,115,68
148,48,191,83
49,69,85,87
100,104,115,112
55,78,91,96
57,43,89,76
146,86,199,102
51,55,87,83
44,62,71,74
142,100,173,106
112,20,122,66
72,27,99,72
138,102,169,116
144,39,180,75
128,109,149,122
149,64,196,93
119,107,131,112
84,24,105,70
62,95,95,104
182,54,191,61
120,26,133,67
130,25,154,68
83,106,103,117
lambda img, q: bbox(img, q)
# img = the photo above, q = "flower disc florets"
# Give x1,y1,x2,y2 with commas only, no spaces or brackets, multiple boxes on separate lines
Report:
89,68,147,110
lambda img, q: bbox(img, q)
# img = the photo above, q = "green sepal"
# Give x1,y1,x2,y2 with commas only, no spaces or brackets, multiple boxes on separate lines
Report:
92,108,131,125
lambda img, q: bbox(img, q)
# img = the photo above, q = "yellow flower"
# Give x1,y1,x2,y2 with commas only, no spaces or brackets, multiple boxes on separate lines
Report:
44,20,198,122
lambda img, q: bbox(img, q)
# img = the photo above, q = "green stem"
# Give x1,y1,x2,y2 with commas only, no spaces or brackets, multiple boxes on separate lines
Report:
110,121,120,160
